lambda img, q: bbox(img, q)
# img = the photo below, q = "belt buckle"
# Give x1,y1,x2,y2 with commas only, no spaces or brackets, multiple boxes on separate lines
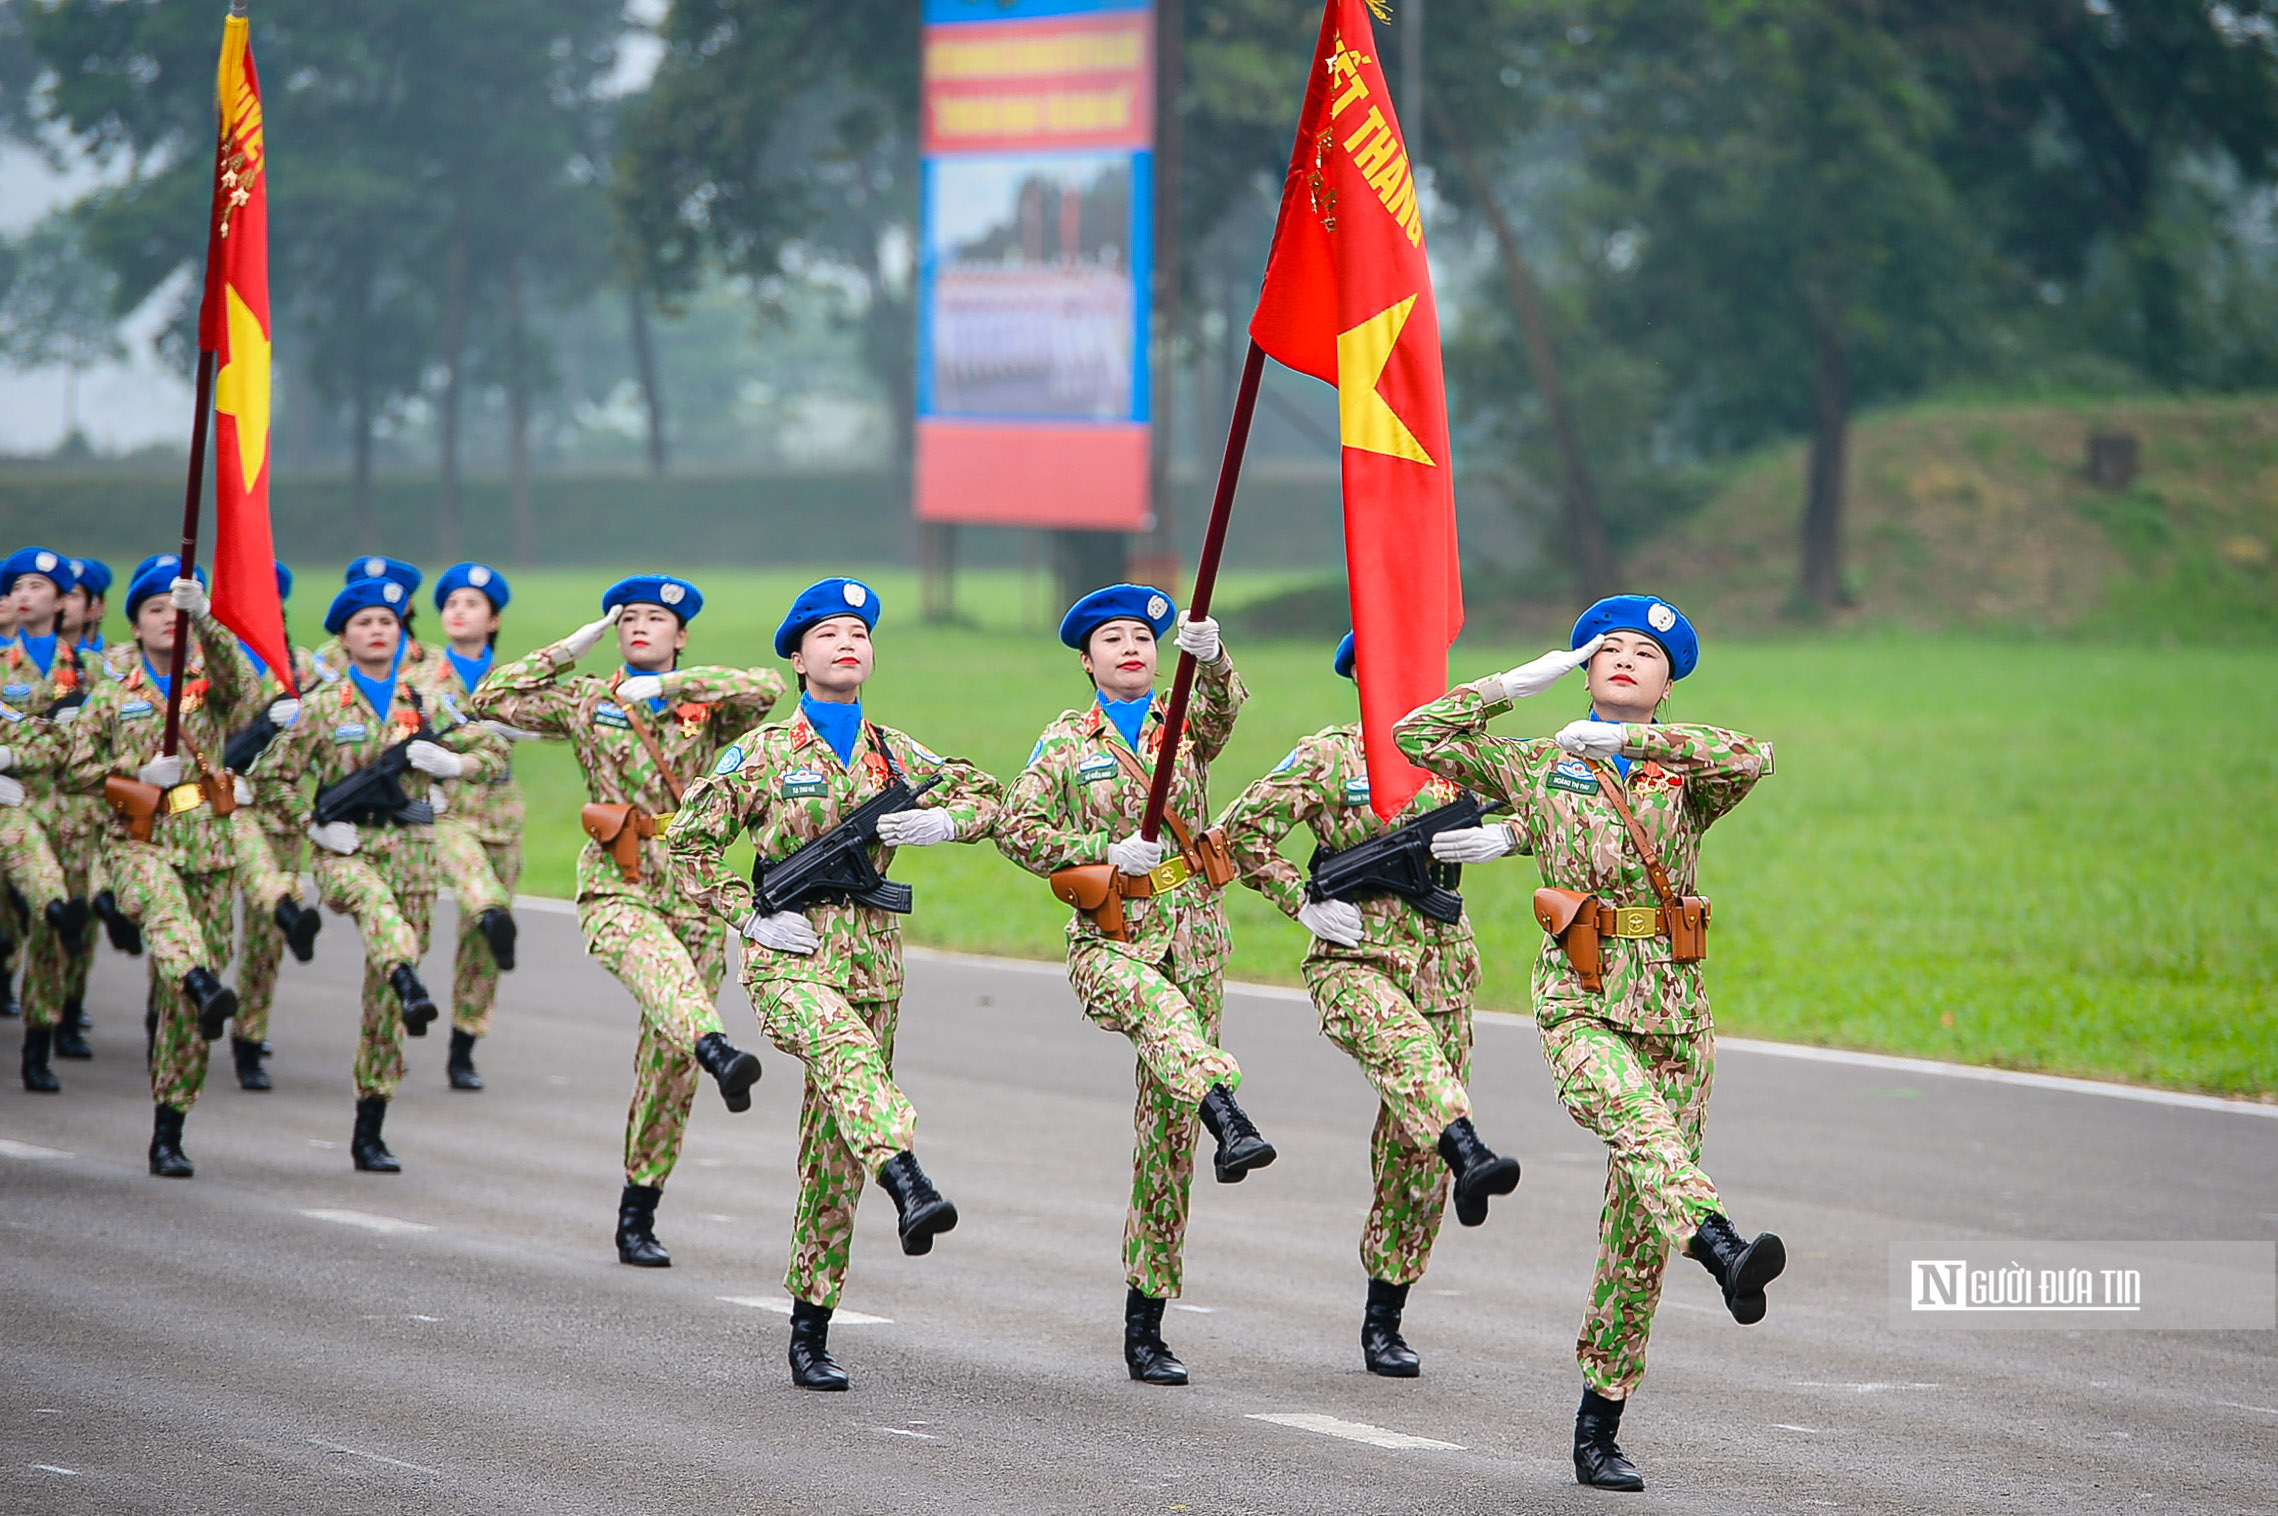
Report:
1147,855,1191,894
163,783,206,815
1612,905,1658,938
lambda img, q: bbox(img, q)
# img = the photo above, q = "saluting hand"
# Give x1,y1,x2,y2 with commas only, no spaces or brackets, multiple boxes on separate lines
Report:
1491,635,1603,701
616,673,665,702
558,605,623,661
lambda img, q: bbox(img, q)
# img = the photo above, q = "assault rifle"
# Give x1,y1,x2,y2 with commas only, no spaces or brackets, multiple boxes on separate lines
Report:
750,775,941,916
1306,791,1509,925
224,709,282,772
312,695,439,828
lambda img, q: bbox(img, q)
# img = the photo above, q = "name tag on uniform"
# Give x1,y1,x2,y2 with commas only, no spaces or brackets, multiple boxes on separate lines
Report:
781,766,827,799
1340,776,1372,806
333,723,367,743
1077,753,1119,783
592,702,631,729
120,699,154,719
1548,758,1598,795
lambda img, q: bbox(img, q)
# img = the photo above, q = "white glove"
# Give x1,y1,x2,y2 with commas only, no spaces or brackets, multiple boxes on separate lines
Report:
0,745,11,773
1297,897,1366,946
1174,612,1221,664
1494,636,1603,701
138,753,185,788
232,775,254,807
0,776,22,807
405,740,464,779
1554,719,1627,760
51,705,79,723
427,783,449,816
308,820,360,855
1107,831,1165,876
481,720,543,743
876,808,957,847
616,673,665,702
168,576,210,615
266,697,300,727
742,908,820,956
1431,824,1517,864
558,606,623,661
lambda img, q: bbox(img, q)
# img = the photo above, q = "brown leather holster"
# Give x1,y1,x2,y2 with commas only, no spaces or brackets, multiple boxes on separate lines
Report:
1049,745,1234,943
104,777,164,844
581,802,666,884
1533,887,1606,992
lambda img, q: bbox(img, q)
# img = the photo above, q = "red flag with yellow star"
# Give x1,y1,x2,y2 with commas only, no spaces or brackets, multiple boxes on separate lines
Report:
196,13,292,694
1250,0,1460,819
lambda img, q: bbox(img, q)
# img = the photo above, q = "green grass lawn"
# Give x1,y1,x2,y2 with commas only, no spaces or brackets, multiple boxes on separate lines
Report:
364,567,2275,1100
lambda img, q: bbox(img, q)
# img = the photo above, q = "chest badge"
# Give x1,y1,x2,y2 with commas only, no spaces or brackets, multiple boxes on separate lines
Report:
1548,758,1599,795
781,766,828,800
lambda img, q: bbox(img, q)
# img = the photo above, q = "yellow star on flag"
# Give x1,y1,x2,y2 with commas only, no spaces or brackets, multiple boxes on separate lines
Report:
211,282,270,491
1335,294,1435,467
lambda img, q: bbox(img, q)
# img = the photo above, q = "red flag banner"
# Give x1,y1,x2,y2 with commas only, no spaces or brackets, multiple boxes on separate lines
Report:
1249,0,1461,819
199,15,292,694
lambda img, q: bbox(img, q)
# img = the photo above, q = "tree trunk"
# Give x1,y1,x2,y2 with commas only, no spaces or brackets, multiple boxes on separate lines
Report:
352,377,376,549
1800,315,1851,613
436,206,469,561
506,258,534,567
627,282,669,476
1147,0,1184,577
1435,107,1616,600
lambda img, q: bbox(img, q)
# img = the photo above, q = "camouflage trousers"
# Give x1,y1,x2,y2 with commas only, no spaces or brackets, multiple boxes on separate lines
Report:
231,810,305,1047
777,994,902,1311
1538,1016,1722,1399
1066,943,1233,1299
748,978,915,1177
579,892,725,1188
313,852,431,1102
1307,960,1474,1286
0,807,66,918
22,824,94,1030
109,845,234,1111
434,821,517,1038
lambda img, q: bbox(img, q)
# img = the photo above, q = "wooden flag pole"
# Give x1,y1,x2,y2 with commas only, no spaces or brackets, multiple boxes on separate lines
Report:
1141,338,1266,841
160,348,217,758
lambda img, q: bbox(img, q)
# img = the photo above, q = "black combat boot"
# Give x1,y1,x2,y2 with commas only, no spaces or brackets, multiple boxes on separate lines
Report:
0,944,17,1018
273,896,320,963
231,1034,271,1091
351,1096,400,1173
447,1027,484,1091
52,998,91,1059
184,967,238,1042
1196,1083,1276,1183
691,1030,761,1112
788,1298,850,1391
1437,1116,1521,1227
875,1150,958,1255
476,907,517,972
20,1024,58,1092
1687,1213,1785,1325
615,1183,671,1267
1574,1387,1644,1490
1123,1287,1188,1385
387,964,438,1037
1362,1278,1421,1377
93,890,144,955
45,896,90,953
149,1103,194,1179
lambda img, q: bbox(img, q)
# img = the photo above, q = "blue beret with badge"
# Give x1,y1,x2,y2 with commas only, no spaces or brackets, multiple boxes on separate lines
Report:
275,561,293,601
1572,593,1699,681
774,577,876,657
71,558,114,597
603,573,703,625
1332,631,1357,680
2,547,78,597
1058,583,1175,651
344,555,423,596
435,560,510,612
125,559,209,618
325,574,411,635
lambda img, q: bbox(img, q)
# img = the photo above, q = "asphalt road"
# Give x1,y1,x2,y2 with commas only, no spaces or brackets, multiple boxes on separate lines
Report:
2,898,2273,1515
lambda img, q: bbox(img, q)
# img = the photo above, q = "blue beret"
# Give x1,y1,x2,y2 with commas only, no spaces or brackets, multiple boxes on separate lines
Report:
774,577,876,658
325,575,412,635
1058,583,1174,651
604,574,703,625
275,561,293,601
2,547,78,597
1572,594,1699,681
435,561,510,612
344,555,423,596
126,560,209,619
71,558,113,597
1333,632,1357,680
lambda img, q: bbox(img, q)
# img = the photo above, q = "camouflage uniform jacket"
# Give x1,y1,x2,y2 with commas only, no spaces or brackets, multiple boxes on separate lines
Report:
59,615,262,874
468,646,785,908
4,636,104,844
405,649,523,847
668,708,1003,1002
996,656,1246,980
1393,683,1773,1036
1216,723,1480,1012
251,659,507,872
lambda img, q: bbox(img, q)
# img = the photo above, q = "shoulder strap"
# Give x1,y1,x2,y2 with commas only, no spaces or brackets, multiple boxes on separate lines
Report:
866,723,906,782
611,675,684,806
1590,760,1680,912
1104,737,1202,858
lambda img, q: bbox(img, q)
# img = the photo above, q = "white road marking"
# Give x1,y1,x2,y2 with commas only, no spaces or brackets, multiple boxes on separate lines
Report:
880,1428,938,1440
1247,1413,1463,1451
306,1139,337,1150
309,1438,440,1475
2217,1400,2278,1415
0,1138,69,1160
511,894,579,917
299,1209,434,1235
1772,1424,1825,1434
717,1295,891,1325
1792,1382,1940,1393
408,1315,441,1323
1170,1303,1215,1314
700,1213,737,1223
30,1465,75,1475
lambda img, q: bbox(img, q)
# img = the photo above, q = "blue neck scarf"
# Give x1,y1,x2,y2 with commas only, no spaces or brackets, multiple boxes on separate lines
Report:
142,655,173,700
349,642,407,721
19,631,56,677
1097,692,1152,751
620,664,669,715
801,693,864,767
450,645,494,695
78,631,104,653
